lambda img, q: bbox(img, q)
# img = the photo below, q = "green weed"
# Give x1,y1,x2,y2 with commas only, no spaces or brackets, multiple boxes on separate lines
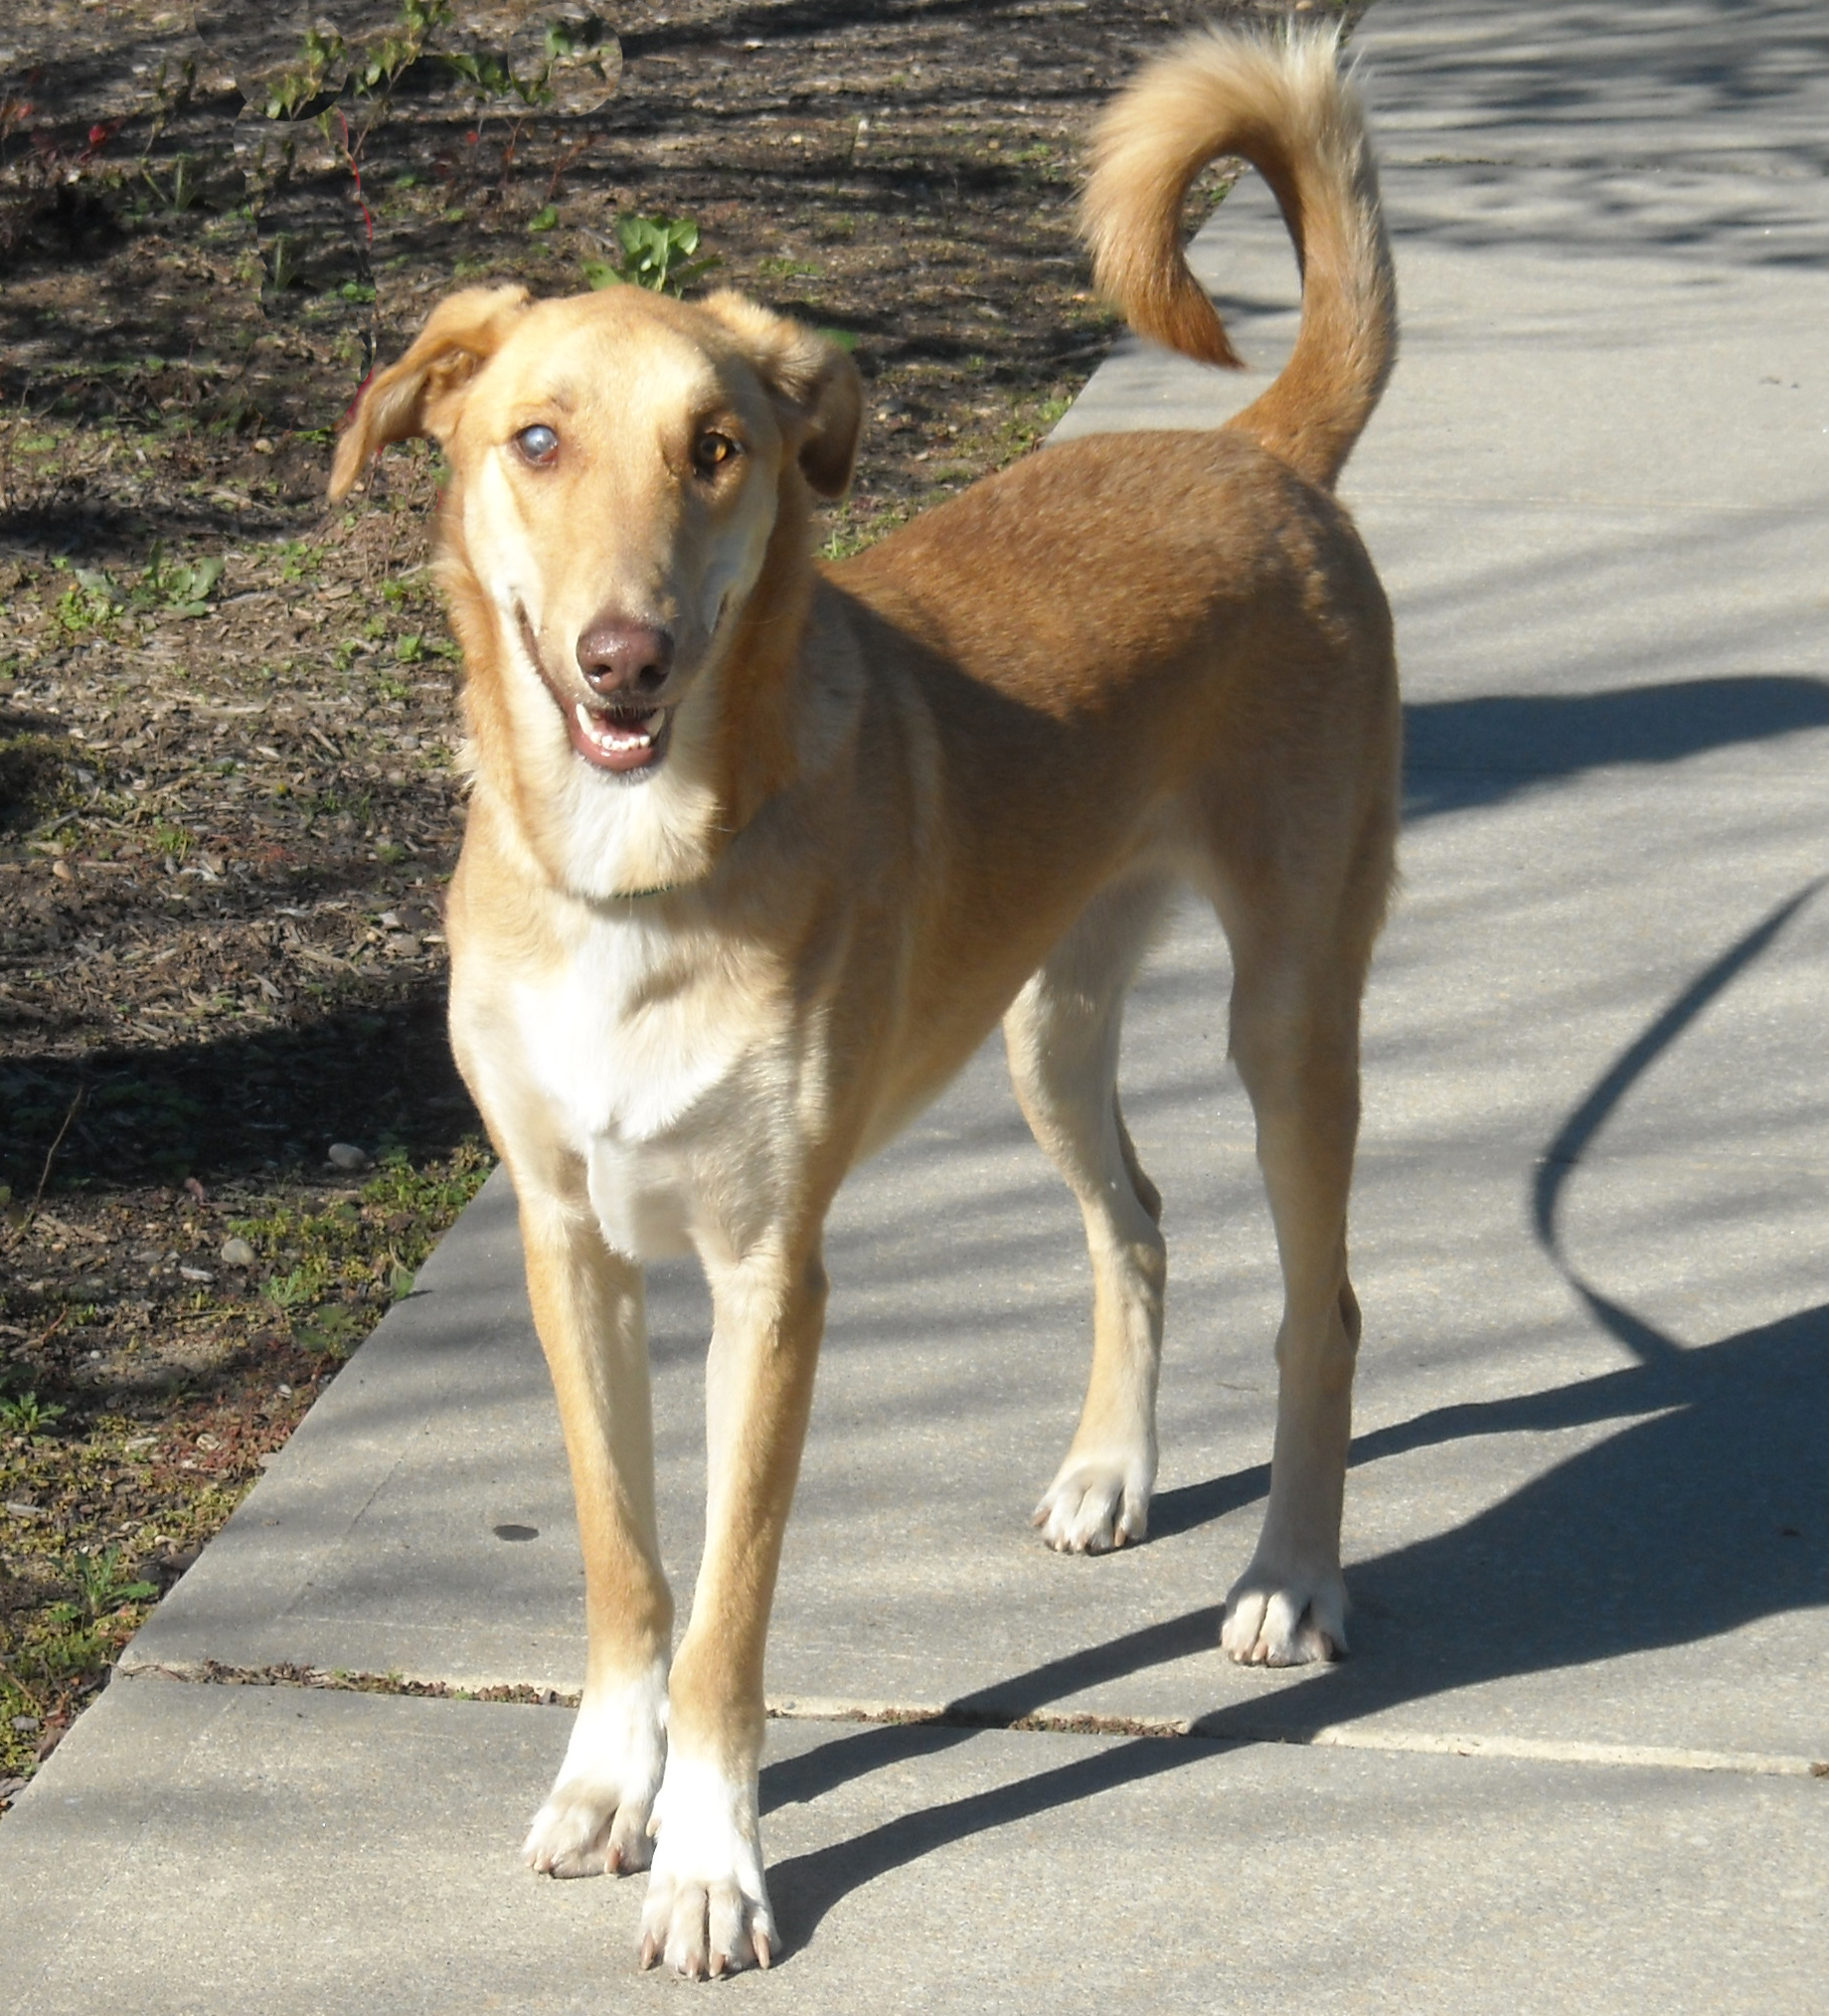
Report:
277,540,321,584
231,1141,492,1351
139,152,206,216
0,1392,67,1437
583,215,719,296
58,1548,158,1623
49,567,121,639
137,546,226,618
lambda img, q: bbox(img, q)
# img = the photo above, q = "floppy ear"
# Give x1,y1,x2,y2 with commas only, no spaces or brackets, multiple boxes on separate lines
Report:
328,284,531,503
701,291,863,499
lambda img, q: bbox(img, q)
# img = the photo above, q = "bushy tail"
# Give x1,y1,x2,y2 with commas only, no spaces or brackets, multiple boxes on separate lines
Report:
1081,23,1396,491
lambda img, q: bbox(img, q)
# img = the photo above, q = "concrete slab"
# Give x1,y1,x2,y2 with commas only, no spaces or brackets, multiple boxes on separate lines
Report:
2,1675,1824,2015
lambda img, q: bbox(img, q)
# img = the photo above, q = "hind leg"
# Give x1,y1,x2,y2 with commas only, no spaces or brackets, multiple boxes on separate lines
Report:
1007,874,1174,1554
1210,842,1385,1665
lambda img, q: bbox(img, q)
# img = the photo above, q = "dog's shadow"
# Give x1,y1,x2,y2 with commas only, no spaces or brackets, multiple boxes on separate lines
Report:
759,879,1829,1957
762,1297,1828,1951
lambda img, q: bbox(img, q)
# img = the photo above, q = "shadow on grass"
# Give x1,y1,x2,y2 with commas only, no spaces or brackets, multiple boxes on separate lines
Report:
0,979,476,1194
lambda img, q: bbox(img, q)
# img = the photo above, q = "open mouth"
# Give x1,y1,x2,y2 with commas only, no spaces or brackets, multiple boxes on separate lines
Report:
518,605,672,779
564,696,673,775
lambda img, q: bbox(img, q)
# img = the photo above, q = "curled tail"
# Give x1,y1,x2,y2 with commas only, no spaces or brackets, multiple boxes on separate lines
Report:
1081,23,1396,492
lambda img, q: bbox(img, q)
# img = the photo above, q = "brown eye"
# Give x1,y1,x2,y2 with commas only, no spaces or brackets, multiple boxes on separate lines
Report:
693,430,739,477
515,424,559,465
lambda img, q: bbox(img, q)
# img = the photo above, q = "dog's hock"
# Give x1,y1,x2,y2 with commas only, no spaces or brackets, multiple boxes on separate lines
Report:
328,283,532,503
701,290,863,499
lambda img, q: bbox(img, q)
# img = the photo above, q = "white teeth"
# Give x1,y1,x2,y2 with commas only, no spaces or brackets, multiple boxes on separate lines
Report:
574,701,657,752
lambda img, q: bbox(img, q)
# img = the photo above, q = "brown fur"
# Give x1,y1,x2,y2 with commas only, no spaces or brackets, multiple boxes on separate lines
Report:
331,22,1399,1981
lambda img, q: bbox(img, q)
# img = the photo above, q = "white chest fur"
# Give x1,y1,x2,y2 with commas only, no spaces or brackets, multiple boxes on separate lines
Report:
507,908,788,1263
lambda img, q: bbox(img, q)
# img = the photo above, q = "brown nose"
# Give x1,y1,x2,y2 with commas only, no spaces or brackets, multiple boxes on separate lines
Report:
576,616,673,700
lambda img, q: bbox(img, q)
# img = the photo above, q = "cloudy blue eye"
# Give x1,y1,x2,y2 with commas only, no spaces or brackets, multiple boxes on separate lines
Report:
514,424,559,465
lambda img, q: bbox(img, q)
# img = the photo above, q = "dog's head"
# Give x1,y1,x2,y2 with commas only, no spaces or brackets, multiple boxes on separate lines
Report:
331,282,861,898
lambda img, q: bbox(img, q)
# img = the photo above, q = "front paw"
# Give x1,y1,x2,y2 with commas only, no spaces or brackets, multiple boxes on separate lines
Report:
638,1754,775,1979
1032,1452,1151,1554
524,1665,666,1878
1220,1555,1348,1666
524,1776,656,1878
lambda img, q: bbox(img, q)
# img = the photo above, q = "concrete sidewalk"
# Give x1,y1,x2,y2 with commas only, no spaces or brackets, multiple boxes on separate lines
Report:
4,3,1826,2007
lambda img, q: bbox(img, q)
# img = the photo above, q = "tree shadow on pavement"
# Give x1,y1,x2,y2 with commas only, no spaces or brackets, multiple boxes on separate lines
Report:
761,879,1829,1959
1403,674,1829,821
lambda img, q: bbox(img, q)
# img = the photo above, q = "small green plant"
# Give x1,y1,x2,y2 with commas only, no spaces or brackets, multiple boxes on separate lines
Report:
49,564,122,638
0,1391,66,1436
583,215,719,296
757,254,821,281
297,1304,363,1360
277,540,321,584
140,151,205,215
136,545,226,618
266,233,303,294
57,1548,157,1623
152,821,194,861
262,1266,311,1313
261,23,351,121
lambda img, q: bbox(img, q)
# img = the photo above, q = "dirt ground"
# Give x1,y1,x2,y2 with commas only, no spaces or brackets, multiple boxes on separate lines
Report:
0,0,1351,1801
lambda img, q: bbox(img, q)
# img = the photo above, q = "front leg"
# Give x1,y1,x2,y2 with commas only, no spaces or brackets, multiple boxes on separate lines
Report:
513,1178,674,1879
640,1236,828,1979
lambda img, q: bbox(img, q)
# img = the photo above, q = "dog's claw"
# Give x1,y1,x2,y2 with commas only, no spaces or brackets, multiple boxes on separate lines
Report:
754,1929,773,1970
639,1934,660,1971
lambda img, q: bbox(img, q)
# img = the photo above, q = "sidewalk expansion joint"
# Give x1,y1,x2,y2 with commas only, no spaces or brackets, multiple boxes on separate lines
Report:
115,1660,1829,1779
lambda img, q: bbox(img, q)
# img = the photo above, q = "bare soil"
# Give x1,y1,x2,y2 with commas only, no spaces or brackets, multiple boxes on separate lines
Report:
0,0,1343,1803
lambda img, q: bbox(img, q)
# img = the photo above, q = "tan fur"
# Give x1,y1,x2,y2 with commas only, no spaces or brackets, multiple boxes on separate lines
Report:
332,24,1400,1981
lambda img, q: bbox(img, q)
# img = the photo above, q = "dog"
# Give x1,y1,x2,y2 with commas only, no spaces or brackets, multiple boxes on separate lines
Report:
330,21,1398,1980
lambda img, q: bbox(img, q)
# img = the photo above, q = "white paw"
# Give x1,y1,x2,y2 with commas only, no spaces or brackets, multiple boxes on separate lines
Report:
1032,1453,1151,1554
1220,1558,1348,1666
523,1664,667,1879
638,1753,776,1979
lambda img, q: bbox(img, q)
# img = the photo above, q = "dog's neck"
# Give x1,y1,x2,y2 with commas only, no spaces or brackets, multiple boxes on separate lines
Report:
702,469,820,843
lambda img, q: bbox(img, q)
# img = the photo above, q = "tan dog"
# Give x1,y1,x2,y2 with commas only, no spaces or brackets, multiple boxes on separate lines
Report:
331,23,1398,1980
